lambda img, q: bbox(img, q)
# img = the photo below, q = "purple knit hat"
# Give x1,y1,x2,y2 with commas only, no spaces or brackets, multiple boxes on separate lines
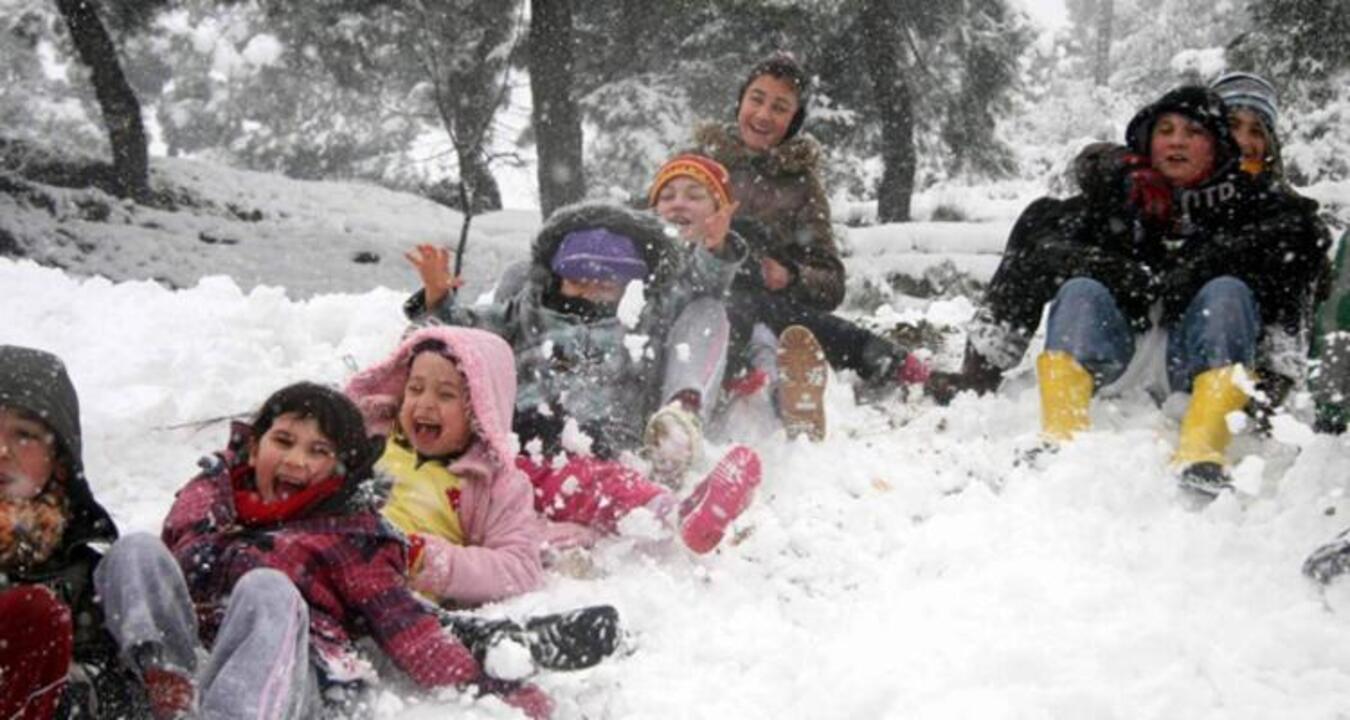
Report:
550,228,648,283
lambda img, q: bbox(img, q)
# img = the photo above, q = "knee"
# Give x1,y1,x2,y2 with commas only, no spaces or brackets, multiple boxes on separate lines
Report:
232,569,304,612
1055,277,1113,305
1194,276,1255,307
106,531,173,564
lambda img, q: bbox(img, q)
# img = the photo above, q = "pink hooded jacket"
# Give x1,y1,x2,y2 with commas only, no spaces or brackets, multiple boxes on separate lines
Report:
345,326,543,605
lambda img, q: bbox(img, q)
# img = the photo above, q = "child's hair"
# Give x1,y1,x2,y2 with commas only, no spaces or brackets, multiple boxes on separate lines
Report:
251,382,374,476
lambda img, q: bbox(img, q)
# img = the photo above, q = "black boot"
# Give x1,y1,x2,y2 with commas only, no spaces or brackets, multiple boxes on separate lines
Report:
444,604,622,672
925,343,1003,405
523,604,621,670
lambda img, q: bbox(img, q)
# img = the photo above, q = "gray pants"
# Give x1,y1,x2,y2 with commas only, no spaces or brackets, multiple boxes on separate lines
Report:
96,533,320,720
661,297,731,423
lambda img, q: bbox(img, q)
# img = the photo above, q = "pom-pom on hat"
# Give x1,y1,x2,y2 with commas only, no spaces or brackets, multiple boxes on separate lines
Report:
1210,71,1279,131
550,228,649,283
647,153,733,209
737,51,811,142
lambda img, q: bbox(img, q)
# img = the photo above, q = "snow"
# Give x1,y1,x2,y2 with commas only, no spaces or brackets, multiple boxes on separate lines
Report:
6,155,1350,719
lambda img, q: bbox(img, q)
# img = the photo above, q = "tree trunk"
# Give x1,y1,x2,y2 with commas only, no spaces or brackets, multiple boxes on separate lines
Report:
54,0,149,202
861,0,915,223
1093,0,1114,87
454,141,503,213
529,0,585,218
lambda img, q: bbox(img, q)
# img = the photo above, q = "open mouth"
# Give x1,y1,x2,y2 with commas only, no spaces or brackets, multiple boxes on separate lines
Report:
272,475,309,500
411,419,443,447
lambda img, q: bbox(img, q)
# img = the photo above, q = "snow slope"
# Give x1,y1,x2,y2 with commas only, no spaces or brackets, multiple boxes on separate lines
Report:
7,262,1350,718
5,157,1350,719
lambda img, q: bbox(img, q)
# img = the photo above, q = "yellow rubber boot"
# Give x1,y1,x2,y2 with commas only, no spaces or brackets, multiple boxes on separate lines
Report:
1173,365,1251,467
1037,351,1094,441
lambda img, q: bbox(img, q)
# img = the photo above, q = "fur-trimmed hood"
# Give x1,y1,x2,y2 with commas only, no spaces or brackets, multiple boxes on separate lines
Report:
694,122,824,178
344,326,519,470
529,201,678,293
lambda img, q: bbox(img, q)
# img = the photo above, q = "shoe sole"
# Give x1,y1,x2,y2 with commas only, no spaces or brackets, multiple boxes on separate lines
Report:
776,325,828,441
680,445,762,554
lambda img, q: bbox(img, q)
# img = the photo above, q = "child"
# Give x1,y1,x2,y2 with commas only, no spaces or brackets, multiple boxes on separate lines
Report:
350,324,759,566
94,382,564,719
0,345,139,719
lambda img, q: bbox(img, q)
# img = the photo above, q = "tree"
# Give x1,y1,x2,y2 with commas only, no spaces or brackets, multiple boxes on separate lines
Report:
860,0,915,221
52,0,153,200
528,0,585,217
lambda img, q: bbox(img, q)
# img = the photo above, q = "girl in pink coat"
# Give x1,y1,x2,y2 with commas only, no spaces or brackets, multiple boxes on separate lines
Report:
346,326,760,592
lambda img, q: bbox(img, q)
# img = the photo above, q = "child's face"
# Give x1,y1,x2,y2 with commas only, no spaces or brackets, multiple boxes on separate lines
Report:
400,352,473,457
655,176,719,241
1228,108,1270,167
1149,112,1217,187
559,277,627,305
737,74,800,152
0,406,56,501
249,412,338,503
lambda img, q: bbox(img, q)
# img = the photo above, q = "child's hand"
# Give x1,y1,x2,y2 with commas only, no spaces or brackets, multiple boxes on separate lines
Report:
404,244,462,308
697,200,740,255
760,256,792,291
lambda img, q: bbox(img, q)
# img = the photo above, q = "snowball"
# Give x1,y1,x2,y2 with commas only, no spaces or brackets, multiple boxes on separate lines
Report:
617,280,645,328
483,636,535,681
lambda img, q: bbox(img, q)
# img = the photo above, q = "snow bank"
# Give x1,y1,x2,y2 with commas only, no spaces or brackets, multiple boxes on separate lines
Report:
7,253,1350,719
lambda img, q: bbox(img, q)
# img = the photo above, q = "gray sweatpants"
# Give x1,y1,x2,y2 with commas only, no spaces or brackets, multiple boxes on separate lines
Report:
661,297,731,423
95,533,321,720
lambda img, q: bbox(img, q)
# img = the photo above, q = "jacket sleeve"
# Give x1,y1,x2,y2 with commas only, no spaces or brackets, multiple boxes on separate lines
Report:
408,467,543,606
784,170,846,311
403,290,517,338
677,231,749,300
161,473,232,555
332,540,481,689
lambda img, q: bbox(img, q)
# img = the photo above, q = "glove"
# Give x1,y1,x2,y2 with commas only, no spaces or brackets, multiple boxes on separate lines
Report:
1124,160,1172,229
899,353,932,385
407,533,458,600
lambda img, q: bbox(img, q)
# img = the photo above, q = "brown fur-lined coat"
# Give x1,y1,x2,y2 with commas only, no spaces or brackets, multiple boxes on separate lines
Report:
695,123,845,311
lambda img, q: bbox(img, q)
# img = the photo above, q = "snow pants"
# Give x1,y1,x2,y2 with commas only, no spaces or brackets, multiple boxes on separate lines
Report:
1045,275,1259,392
0,585,73,720
518,454,674,535
96,533,321,720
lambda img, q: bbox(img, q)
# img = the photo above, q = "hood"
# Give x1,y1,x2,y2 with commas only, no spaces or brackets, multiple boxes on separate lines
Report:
345,326,519,469
0,345,117,551
694,122,824,178
529,201,676,294
1124,85,1240,178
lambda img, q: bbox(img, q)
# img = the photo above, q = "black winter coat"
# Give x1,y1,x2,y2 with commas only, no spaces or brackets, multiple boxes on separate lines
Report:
983,156,1329,381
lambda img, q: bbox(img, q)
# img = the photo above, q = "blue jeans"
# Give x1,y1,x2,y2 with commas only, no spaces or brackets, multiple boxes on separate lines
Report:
1043,276,1259,391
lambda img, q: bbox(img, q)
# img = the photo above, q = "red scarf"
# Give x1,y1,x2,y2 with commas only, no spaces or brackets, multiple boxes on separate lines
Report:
230,465,344,526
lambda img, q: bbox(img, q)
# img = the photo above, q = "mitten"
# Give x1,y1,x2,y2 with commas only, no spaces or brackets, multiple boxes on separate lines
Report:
407,532,457,599
899,353,932,385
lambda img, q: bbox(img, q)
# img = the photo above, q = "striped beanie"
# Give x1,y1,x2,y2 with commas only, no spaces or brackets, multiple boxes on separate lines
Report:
647,153,733,209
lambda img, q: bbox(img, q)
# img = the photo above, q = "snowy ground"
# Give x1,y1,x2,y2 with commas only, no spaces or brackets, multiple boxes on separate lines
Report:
5,158,1350,719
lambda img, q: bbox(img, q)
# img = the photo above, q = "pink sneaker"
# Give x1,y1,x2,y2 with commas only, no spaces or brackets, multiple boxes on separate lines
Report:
678,445,762,554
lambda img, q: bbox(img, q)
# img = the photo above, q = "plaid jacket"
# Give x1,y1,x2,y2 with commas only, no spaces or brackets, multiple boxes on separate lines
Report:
161,428,480,688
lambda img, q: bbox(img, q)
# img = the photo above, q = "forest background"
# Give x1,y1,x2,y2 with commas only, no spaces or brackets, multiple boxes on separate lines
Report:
3,0,1346,235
